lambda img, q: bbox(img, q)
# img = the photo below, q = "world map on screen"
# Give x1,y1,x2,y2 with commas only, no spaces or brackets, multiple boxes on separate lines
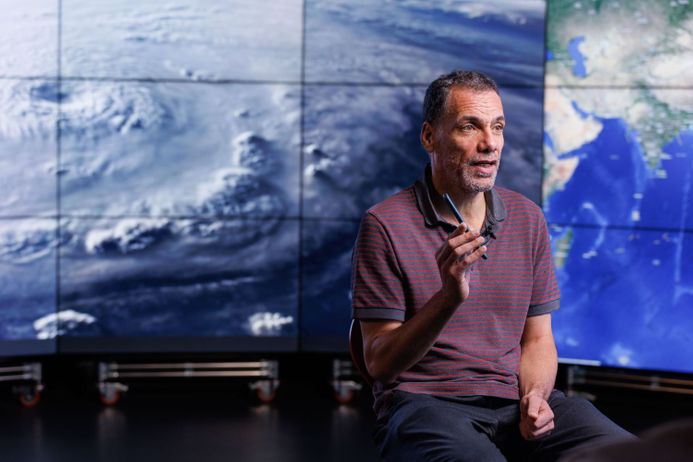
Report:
544,0,693,372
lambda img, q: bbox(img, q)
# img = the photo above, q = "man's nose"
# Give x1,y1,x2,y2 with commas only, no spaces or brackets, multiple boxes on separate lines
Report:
478,128,498,153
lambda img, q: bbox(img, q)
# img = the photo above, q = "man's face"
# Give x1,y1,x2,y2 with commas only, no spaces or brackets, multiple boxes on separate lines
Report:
422,87,505,194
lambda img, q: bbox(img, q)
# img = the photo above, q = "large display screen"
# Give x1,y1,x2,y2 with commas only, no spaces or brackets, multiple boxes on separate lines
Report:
2,0,689,371
0,0,58,356
2,0,304,353
544,0,693,373
0,0,546,354
300,0,546,350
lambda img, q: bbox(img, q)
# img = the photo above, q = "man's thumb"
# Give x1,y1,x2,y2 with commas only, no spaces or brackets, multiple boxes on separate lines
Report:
527,397,540,419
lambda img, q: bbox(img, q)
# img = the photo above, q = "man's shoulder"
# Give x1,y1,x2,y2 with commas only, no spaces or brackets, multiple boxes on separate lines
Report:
495,186,543,218
365,186,418,222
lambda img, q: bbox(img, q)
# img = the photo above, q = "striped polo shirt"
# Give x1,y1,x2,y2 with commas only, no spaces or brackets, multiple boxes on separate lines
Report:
351,164,560,417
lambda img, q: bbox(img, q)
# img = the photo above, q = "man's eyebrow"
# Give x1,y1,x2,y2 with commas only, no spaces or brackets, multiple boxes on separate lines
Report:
457,115,482,124
457,115,506,123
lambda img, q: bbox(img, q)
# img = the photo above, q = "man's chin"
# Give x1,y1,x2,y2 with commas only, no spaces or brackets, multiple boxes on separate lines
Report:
473,184,494,193
461,175,496,193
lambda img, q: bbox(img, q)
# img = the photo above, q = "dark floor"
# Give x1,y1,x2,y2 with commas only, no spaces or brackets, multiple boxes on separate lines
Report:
1,382,380,462
1,355,381,462
2,360,693,462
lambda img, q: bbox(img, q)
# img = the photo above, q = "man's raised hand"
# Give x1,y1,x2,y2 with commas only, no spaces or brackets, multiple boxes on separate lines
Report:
435,225,487,305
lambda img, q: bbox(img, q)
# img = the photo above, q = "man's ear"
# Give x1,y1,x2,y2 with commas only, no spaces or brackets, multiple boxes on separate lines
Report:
421,121,435,153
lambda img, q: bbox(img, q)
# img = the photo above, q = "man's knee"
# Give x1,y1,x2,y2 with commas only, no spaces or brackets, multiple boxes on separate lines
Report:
381,399,505,462
391,399,449,435
552,392,635,442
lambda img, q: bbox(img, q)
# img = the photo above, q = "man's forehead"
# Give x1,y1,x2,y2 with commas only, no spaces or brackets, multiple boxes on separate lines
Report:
446,87,503,112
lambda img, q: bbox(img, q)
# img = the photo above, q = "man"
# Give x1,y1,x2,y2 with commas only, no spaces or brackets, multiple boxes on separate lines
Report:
351,70,633,461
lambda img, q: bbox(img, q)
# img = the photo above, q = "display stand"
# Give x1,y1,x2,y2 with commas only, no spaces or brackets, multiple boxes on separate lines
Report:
0,362,43,407
331,358,362,404
97,360,279,405
566,365,693,397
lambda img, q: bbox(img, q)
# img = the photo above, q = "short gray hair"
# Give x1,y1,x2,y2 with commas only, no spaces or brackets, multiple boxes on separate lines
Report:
422,70,500,125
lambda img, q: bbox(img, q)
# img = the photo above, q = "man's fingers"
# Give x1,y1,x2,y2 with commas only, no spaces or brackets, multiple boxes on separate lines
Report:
465,243,488,263
532,419,556,437
436,225,472,261
533,408,554,429
520,415,555,441
449,223,471,238
437,231,483,266
442,241,486,274
529,420,555,439
448,228,479,249
451,236,486,261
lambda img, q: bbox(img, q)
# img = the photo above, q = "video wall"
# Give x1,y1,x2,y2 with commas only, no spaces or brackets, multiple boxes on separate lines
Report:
0,0,545,354
543,0,693,373
1,0,690,373
301,0,546,350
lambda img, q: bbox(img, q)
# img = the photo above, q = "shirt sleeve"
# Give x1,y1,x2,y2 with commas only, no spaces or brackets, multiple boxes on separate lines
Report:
351,212,407,322
527,214,560,317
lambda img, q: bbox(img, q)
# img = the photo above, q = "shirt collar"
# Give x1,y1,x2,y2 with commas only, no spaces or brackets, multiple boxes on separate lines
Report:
413,163,506,235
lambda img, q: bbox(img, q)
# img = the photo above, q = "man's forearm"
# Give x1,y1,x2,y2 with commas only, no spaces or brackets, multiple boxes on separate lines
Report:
518,336,558,400
365,290,459,384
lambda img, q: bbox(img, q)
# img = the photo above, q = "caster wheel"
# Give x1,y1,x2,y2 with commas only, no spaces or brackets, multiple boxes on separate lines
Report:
17,386,41,408
100,385,121,406
252,380,278,404
255,387,277,404
334,387,354,405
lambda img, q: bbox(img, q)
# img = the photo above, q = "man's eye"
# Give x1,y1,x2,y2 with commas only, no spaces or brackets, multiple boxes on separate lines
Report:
460,124,475,131
494,125,505,132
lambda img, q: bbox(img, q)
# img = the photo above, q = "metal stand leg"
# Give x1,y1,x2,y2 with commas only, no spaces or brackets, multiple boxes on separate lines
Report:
97,360,280,405
564,365,693,399
331,358,362,404
0,362,43,408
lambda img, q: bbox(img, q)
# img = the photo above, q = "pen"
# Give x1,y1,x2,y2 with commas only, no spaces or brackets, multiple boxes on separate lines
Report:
442,193,488,260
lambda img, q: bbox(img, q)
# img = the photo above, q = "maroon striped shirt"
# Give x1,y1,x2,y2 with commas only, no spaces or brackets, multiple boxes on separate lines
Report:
351,166,560,417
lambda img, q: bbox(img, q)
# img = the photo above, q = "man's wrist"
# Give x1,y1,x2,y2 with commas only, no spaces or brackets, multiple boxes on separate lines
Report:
520,387,550,402
435,288,463,309
521,389,543,399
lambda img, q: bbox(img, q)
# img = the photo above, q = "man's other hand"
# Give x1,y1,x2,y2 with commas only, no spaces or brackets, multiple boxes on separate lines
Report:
519,393,555,440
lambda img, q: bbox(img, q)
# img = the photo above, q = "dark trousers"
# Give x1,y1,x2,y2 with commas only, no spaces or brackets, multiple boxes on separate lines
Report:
373,390,634,462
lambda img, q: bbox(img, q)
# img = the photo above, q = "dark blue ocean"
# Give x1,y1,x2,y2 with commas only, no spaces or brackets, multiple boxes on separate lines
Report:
547,114,693,372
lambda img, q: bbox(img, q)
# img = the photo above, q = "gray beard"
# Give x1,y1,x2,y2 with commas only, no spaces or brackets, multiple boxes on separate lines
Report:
459,168,497,193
